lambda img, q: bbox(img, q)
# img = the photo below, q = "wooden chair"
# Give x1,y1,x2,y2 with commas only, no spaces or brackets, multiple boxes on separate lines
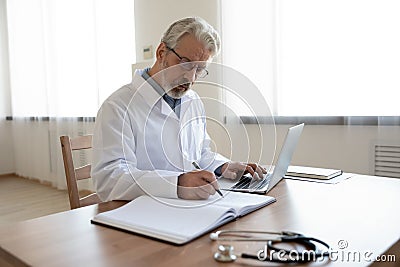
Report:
60,135,101,209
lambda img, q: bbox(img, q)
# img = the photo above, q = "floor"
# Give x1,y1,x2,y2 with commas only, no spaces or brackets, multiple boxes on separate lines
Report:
0,174,70,226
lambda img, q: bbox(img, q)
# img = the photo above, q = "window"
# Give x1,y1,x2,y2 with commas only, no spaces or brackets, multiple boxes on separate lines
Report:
221,0,400,117
6,0,135,117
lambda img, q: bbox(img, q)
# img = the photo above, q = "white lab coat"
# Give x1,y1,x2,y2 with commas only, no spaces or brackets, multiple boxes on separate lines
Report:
92,69,229,201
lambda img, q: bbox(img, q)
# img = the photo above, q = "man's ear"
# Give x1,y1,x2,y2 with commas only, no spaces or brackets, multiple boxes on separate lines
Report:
155,42,167,60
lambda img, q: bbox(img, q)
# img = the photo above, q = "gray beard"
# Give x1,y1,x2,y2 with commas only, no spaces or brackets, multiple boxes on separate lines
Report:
165,86,189,99
160,62,191,99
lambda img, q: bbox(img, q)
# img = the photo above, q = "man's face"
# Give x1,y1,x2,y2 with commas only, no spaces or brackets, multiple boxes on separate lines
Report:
160,34,211,99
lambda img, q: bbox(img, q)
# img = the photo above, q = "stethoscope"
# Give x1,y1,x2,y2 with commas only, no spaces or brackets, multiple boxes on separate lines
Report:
210,230,330,263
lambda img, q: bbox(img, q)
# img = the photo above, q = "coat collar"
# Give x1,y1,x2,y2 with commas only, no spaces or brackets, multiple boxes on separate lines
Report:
131,69,198,120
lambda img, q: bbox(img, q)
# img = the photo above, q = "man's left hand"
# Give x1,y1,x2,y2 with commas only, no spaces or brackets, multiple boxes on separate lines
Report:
220,162,267,180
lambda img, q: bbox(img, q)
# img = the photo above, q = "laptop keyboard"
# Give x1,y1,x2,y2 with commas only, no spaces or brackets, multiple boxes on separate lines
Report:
231,175,252,189
231,174,271,190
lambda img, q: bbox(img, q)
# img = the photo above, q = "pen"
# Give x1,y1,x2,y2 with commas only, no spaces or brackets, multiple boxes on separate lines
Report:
192,162,224,198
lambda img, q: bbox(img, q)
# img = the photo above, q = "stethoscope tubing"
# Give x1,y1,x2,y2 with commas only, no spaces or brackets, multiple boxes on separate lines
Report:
211,230,330,263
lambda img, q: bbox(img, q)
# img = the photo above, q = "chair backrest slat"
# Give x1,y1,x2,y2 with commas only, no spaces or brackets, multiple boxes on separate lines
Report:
75,165,91,180
70,135,92,150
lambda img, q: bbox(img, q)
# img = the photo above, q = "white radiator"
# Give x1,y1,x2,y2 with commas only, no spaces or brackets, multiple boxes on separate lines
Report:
374,144,400,178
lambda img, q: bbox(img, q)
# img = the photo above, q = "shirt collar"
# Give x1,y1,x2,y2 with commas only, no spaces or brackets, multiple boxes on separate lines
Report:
142,68,182,116
141,68,165,97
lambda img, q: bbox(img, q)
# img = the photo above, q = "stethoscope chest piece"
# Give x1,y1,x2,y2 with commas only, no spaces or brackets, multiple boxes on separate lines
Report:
214,244,237,262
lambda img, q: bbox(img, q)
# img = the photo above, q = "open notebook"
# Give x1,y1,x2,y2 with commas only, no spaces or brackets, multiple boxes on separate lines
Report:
91,192,275,245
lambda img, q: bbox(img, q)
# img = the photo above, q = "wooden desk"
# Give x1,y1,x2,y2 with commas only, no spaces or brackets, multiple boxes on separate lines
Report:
0,175,399,266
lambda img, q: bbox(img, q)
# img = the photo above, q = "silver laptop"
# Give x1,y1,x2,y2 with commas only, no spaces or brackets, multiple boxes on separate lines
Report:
218,123,304,194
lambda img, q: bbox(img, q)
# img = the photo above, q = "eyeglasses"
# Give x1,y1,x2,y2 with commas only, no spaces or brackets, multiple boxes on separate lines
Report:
166,46,209,78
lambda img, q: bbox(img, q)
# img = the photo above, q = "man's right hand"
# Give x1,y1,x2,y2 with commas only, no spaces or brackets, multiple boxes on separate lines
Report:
177,170,220,200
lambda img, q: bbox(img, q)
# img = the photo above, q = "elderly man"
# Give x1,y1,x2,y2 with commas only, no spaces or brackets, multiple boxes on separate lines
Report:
92,17,265,201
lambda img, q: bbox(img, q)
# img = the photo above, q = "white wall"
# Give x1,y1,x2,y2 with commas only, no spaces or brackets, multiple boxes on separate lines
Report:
134,0,220,63
0,0,15,175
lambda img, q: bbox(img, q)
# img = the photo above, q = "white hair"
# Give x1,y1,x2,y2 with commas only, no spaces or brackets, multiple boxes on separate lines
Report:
161,17,221,57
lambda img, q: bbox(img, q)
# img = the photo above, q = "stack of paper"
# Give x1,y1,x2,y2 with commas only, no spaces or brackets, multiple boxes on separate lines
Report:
286,166,343,180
